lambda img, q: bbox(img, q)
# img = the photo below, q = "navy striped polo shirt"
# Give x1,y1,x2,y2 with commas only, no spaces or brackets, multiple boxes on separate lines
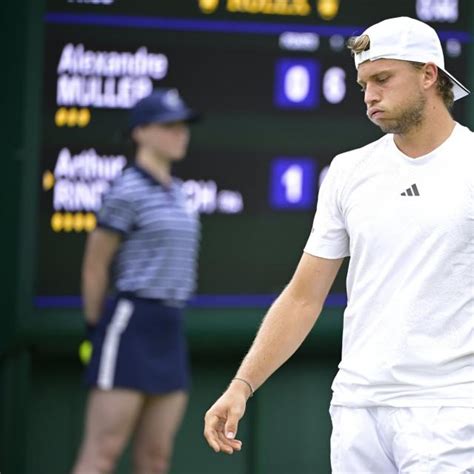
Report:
97,165,200,303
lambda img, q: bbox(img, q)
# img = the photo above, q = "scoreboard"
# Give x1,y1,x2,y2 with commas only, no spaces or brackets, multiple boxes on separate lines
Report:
35,0,473,307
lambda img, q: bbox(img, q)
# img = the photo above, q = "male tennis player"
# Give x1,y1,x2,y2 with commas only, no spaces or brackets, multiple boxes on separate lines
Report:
204,17,473,472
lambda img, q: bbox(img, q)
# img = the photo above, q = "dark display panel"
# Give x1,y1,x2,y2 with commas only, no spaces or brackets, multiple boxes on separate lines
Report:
36,0,472,305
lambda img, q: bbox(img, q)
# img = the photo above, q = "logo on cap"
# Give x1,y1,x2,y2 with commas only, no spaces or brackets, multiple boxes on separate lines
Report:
162,89,183,110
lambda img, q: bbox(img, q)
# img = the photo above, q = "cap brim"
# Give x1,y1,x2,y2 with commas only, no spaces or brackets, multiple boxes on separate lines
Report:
440,68,470,101
148,109,201,124
128,109,201,131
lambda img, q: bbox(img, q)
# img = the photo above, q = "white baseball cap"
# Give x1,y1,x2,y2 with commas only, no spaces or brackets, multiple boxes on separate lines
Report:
353,16,470,101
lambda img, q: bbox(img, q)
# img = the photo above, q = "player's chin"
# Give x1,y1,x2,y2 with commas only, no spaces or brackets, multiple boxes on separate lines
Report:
369,115,383,127
170,152,187,162
370,118,395,134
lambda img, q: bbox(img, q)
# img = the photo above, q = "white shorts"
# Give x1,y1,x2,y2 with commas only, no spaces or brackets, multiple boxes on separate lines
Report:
329,405,474,473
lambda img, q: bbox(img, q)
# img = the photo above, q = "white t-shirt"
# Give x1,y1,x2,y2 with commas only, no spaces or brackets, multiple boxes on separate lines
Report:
305,123,474,407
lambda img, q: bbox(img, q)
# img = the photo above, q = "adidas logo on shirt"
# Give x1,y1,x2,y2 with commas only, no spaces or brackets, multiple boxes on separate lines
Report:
401,183,420,196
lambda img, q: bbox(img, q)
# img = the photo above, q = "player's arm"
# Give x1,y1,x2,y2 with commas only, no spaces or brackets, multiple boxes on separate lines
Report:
82,228,122,326
204,252,343,454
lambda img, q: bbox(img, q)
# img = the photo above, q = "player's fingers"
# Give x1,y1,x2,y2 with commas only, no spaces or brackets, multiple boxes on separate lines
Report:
216,430,242,454
224,408,242,440
205,432,221,453
204,413,225,452
217,430,242,449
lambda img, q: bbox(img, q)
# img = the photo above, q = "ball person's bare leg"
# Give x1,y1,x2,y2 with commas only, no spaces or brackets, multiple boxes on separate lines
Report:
132,390,188,474
72,388,145,474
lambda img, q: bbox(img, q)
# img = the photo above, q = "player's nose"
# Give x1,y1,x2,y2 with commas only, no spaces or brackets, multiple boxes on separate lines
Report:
364,83,380,106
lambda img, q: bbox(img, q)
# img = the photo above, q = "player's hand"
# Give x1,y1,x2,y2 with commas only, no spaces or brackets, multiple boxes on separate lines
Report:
204,385,248,454
79,321,97,365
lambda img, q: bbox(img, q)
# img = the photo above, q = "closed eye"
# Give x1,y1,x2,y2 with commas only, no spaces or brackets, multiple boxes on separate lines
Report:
375,75,390,85
357,72,392,91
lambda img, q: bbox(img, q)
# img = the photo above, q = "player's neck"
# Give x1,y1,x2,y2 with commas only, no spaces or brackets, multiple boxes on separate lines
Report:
393,103,455,159
135,149,172,186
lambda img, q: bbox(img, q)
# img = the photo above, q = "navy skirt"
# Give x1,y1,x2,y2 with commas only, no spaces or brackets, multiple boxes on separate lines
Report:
84,293,190,394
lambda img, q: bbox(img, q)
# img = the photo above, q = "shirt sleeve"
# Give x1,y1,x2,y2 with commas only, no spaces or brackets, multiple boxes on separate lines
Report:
96,183,135,235
304,157,350,259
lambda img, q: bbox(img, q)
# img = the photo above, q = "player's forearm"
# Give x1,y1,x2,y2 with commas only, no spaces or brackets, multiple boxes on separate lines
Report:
82,264,109,324
234,285,322,394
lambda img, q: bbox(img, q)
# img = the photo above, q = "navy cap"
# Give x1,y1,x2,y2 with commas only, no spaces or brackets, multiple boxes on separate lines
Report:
129,88,199,129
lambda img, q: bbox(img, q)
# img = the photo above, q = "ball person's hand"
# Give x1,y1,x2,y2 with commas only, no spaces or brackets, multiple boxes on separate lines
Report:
204,386,247,454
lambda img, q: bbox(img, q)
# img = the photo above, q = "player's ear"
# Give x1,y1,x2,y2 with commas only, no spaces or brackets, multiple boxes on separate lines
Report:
422,63,438,91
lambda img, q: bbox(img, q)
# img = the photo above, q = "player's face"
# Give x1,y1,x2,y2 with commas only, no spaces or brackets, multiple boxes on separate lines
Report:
136,121,190,161
357,59,427,135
